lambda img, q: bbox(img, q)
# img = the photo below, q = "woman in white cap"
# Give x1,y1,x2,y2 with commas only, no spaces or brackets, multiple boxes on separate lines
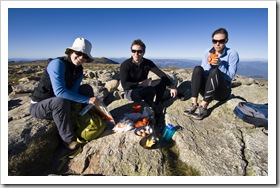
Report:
30,37,99,150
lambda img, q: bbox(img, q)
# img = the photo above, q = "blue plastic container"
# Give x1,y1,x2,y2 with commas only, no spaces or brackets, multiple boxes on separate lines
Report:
161,124,176,142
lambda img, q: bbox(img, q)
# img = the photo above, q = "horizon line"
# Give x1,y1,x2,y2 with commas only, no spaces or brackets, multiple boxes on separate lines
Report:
8,57,268,62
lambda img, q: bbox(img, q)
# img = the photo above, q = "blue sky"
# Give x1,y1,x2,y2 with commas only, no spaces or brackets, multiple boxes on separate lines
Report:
0,1,278,185
5,2,271,61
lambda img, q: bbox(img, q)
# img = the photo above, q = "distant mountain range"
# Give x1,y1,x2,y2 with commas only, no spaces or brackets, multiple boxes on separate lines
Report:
110,58,268,80
8,57,268,80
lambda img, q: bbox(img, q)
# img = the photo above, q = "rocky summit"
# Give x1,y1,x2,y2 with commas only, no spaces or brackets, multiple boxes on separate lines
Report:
7,60,268,177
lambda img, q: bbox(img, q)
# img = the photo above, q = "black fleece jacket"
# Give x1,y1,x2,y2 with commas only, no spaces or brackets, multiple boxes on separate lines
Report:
120,57,172,91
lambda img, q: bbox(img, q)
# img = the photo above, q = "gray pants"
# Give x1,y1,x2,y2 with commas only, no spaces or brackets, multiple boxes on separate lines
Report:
29,84,94,143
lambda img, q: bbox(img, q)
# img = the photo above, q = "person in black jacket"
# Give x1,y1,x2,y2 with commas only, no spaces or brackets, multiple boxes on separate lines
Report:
120,39,178,117
30,37,99,150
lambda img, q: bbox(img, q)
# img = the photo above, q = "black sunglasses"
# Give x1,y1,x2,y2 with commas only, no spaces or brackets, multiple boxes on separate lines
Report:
74,51,89,59
131,49,143,54
212,39,226,44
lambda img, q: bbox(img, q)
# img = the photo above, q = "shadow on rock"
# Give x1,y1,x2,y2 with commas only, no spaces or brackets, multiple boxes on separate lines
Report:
207,93,247,116
8,99,22,110
176,80,191,101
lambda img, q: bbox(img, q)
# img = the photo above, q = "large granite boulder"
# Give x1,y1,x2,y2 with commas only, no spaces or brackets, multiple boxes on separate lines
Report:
7,63,268,177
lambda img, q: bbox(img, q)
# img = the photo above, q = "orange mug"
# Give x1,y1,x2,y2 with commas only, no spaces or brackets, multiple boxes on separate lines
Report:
208,54,218,65
132,105,141,113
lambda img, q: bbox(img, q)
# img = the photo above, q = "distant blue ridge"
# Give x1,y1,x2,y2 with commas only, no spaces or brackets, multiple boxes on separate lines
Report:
9,58,268,80
8,58,49,62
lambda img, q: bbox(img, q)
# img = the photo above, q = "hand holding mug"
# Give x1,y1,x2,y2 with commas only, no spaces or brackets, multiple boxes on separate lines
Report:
208,54,220,65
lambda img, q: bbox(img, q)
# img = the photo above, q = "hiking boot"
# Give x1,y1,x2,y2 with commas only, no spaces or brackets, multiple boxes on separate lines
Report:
191,105,208,120
183,103,198,116
65,140,80,151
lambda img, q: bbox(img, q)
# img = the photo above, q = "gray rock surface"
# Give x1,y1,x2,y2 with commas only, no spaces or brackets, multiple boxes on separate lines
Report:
8,63,268,176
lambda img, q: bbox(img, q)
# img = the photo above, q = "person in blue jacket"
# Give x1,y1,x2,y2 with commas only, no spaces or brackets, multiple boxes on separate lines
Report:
184,28,239,120
30,37,99,150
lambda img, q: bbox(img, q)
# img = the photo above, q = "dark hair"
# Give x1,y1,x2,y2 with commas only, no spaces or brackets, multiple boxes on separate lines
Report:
131,39,146,52
212,28,228,40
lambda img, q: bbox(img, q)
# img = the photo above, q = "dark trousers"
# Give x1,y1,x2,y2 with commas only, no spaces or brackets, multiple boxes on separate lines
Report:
130,77,169,107
29,84,94,143
191,66,231,103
